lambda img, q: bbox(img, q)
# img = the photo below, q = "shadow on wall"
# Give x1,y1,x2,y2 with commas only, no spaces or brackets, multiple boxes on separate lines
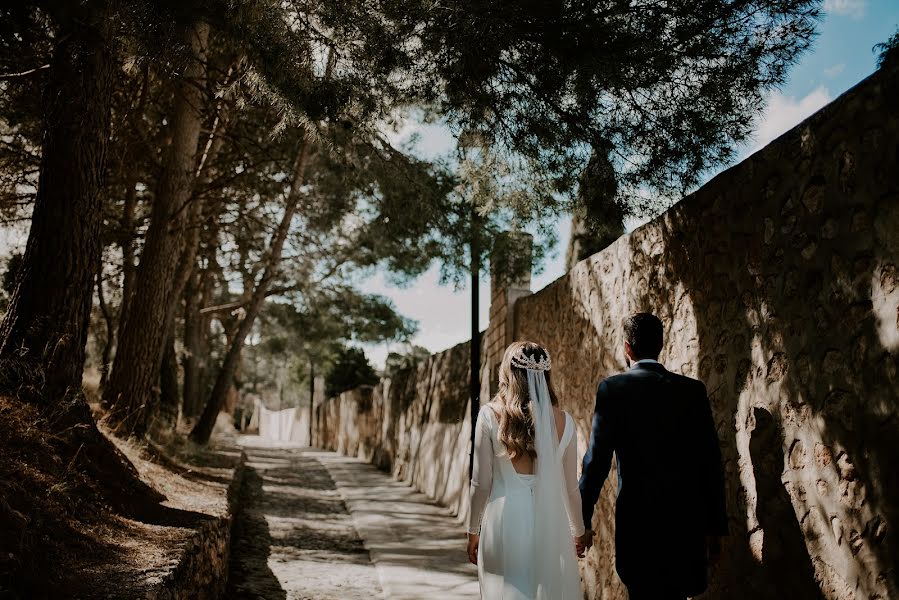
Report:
749,407,824,599
645,64,899,600
309,65,899,600
514,64,899,600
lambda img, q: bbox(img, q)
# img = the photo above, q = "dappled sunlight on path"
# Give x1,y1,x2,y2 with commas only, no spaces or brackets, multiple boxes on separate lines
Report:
230,437,478,599
228,437,381,599
314,450,480,600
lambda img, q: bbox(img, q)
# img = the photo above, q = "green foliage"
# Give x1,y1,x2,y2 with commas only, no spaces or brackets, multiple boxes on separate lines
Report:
875,28,899,69
325,346,379,397
3,0,822,297
0,7,49,220
1,0,826,422
261,336,288,356
385,0,820,215
274,288,416,352
428,145,556,287
238,290,414,403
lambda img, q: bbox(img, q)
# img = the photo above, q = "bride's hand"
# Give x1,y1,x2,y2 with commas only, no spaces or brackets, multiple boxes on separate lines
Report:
467,533,479,565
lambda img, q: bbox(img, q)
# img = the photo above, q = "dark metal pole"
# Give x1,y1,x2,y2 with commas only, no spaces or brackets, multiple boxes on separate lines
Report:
469,206,481,479
308,360,315,447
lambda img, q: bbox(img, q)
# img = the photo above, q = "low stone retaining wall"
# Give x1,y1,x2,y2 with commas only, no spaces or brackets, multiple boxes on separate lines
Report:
143,446,246,600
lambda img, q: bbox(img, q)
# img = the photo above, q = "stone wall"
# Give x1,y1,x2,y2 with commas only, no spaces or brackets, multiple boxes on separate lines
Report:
313,339,484,517
516,64,898,599
313,63,899,600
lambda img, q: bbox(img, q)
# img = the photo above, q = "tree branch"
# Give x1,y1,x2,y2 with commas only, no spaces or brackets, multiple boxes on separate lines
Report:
0,64,50,80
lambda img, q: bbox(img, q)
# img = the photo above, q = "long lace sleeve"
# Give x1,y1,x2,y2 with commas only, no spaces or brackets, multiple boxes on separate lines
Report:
467,408,494,534
562,415,586,537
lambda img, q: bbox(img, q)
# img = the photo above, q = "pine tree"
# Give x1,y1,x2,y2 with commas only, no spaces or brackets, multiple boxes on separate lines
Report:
389,0,820,213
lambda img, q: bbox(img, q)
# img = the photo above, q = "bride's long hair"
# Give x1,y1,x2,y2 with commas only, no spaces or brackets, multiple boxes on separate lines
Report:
493,341,559,460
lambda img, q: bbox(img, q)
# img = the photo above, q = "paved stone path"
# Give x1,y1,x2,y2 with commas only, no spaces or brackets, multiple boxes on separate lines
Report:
227,439,381,599
228,437,479,600
314,450,480,600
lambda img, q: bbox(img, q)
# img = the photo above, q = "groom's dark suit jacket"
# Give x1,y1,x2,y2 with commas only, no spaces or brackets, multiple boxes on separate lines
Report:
579,361,728,595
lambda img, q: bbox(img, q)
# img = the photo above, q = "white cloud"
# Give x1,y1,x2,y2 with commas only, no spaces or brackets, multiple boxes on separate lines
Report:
823,0,866,19
380,111,456,161
824,63,846,78
746,87,832,155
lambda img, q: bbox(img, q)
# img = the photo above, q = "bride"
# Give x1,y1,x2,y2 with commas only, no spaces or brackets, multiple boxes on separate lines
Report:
466,341,585,599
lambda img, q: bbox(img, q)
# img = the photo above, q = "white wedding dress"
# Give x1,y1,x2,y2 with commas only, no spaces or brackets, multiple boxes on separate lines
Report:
467,370,584,599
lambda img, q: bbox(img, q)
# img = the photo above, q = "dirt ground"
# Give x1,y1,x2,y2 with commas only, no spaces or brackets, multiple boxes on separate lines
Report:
0,395,242,600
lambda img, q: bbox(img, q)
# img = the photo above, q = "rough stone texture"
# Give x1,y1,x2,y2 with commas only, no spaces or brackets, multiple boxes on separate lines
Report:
515,64,898,600
313,338,487,524
70,441,248,600
314,64,899,600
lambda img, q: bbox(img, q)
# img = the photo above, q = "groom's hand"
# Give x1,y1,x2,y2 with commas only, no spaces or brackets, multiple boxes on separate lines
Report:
575,530,594,557
706,535,722,567
467,533,479,565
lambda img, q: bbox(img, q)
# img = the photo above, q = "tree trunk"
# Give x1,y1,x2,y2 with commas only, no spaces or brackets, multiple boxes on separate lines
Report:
142,60,234,424
157,326,180,432
117,65,150,333
174,59,235,297
225,350,242,414
468,205,481,479
182,204,223,417
104,21,209,437
96,263,114,392
0,4,164,512
308,361,315,445
181,266,204,417
190,140,310,444
0,7,113,400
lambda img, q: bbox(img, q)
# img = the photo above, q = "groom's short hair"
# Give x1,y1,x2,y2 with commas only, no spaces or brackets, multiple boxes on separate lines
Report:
624,313,664,359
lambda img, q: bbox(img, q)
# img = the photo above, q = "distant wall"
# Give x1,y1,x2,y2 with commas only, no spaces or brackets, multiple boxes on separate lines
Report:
314,64,899,600
313,339,481,517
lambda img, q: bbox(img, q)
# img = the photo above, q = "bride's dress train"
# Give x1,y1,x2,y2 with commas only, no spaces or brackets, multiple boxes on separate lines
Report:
468,371,584,599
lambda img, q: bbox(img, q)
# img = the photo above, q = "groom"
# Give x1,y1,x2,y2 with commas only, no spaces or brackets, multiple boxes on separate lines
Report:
577,313,728,600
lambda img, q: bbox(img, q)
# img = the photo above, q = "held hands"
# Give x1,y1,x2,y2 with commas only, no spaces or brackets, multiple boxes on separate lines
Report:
470,529,594,564
575,530,594,558
467,533,479,565
706,535,723,567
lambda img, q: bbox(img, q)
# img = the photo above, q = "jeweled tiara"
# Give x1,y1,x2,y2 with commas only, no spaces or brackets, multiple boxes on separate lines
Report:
510,350,551,371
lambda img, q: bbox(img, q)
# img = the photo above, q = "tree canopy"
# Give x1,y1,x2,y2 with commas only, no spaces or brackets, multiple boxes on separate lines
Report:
0,0,821,437
325,346,380,397
875,28,899,69
391,0,820,216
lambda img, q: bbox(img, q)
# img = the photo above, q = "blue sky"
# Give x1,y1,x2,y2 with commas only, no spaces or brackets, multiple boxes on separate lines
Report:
362,0,899,367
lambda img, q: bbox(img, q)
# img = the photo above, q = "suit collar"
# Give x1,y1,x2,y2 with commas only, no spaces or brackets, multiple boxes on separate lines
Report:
630,361,667,373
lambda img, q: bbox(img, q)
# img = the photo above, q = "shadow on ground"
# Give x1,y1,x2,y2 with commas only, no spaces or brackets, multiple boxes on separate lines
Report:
227,442,380,600
226,466,286,600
